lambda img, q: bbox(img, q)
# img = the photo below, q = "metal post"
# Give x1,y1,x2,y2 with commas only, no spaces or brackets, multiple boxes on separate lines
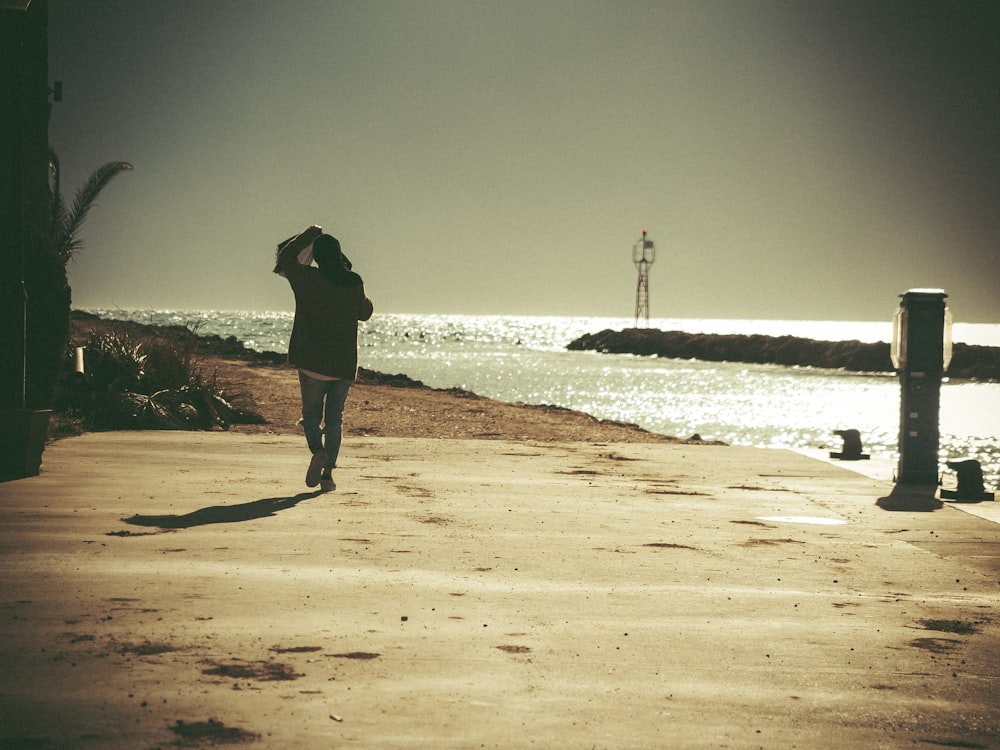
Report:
892,289,951,485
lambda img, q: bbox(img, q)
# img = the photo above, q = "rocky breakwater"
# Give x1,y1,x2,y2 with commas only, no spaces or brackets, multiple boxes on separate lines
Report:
567,328,1000,381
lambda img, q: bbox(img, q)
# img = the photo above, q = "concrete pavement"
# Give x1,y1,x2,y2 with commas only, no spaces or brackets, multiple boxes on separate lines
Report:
1,432,998,749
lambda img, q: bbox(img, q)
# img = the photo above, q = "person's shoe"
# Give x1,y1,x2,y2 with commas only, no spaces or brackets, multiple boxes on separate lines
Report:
306,451,327,488
320,472,336,492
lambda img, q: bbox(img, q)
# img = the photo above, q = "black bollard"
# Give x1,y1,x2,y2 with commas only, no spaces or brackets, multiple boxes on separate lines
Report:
940,458,993,502
830,429,869,461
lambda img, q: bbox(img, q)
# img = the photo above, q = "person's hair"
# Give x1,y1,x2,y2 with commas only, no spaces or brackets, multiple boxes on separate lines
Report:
312,234,342,264
313,234,356,286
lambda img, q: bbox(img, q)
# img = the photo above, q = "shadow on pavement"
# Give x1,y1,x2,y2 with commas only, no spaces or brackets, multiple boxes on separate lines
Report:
876,483,943,512
122,490,323,529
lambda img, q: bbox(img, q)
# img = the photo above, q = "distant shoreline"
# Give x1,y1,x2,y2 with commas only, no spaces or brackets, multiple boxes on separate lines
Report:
568,328,1000,382
71,310,1000,382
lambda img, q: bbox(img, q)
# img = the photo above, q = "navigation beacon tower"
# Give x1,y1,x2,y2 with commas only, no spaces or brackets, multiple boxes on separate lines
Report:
632,227,656,327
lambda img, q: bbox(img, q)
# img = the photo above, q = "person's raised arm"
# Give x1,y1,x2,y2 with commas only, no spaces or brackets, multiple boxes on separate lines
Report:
274,225,323,273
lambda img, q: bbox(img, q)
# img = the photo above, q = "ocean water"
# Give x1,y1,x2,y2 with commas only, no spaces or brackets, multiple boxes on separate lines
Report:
86,309,1000,489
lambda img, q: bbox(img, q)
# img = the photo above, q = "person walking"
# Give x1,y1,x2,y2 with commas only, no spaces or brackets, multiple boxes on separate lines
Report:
275,226,374,491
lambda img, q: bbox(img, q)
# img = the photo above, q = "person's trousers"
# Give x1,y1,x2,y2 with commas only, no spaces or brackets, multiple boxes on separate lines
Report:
298,371,352,470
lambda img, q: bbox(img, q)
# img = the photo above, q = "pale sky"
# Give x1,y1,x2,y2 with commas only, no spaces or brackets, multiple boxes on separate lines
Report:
48,0,999,322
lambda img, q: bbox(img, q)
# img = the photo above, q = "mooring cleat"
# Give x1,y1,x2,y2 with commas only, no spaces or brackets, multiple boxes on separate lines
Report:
829,429,870,461
940,458,994,502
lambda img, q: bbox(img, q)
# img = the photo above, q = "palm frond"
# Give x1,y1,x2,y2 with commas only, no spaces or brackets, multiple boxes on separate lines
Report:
47,148,69,257
59,160,133,261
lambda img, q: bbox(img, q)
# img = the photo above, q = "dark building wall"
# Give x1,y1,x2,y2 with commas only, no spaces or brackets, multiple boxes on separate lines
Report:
1,0,57,410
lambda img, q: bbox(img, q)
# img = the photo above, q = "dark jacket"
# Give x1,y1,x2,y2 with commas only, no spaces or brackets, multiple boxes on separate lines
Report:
278,249,373,380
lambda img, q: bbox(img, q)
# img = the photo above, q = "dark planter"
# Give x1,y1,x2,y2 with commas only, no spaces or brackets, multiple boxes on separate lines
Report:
0,409,51,482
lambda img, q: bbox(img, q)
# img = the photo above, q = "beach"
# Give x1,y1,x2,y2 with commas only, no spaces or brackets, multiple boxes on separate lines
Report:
212,355,685,445
1,318,998,748
64,311,693,446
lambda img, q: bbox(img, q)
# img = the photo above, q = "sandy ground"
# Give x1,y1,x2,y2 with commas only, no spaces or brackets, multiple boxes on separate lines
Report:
2,433,999,749
209,355,688,445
